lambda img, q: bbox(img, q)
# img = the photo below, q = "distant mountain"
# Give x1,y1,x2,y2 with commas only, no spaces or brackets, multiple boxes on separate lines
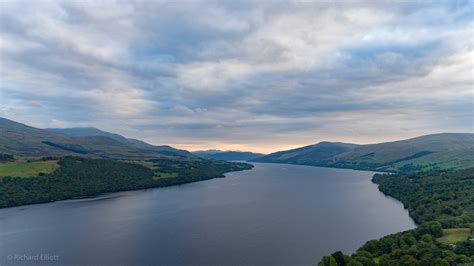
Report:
251,134,474,172
193,150,223,156
193,150,265,161
0,117,191,159
46,127,192,157
251,142,358,163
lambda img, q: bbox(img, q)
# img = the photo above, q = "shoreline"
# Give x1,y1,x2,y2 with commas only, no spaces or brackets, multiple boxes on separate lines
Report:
0,164,254,210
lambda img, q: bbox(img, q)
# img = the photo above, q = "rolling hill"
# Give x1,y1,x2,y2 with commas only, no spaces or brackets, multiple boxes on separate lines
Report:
46,127,192,157
330,133,474,172
251,133,474,172
251,142,358,164
193,150,265,161
0,117,191,159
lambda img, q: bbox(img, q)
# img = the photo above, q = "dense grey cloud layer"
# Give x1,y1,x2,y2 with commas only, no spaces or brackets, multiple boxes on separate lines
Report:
1,0,473,152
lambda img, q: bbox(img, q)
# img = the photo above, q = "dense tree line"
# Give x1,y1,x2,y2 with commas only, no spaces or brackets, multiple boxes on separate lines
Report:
0,157,252,208
318,168,474,266
373,169,474,226
149,158,251,179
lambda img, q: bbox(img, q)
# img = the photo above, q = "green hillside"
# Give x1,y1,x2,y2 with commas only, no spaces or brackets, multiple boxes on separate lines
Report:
0,118,190,159
251,142,358,164
252,133,474,173
383,148,474,172
46,127,192,157
330,133,474,172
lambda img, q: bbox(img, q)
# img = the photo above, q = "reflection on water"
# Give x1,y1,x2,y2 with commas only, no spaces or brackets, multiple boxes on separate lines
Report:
0,163,415,266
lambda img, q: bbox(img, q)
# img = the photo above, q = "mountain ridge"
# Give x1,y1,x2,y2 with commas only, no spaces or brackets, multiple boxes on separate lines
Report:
46,127,193,157
251,133,474,172
0,117,192,159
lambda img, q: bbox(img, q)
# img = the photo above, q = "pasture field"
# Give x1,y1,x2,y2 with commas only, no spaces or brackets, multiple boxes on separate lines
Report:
436,228,471,245
0,160,58,178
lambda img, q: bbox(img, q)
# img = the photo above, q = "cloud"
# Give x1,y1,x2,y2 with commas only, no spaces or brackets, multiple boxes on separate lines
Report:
0,0,472,153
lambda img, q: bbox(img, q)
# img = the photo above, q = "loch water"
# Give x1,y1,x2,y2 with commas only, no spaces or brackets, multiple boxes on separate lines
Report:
0,163,415,266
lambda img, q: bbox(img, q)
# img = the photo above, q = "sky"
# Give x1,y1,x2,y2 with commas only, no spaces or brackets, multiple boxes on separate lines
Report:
0,0,473,153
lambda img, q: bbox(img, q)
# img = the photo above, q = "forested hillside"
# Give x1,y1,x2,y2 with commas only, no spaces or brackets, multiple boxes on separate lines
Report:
318,168,474,265
0,157,252,208
0,118,254,208
0,117,191,159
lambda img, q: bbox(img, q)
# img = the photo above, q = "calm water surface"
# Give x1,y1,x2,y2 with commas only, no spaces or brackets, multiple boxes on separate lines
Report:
0,163,415,266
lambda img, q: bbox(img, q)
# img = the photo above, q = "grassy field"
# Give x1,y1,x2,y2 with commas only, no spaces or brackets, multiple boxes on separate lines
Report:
0,160,59,178
153,171,178,179
436,228,471,245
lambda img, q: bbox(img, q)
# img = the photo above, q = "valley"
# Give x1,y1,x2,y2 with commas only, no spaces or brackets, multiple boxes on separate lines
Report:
1,117,473,265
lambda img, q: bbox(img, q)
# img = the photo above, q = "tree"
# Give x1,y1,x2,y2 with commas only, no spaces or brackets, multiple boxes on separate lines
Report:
331,251,346,266
429,222,443,238
400,255,417,266
433,258,449,266
318,256,337,266
421,234,433,243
